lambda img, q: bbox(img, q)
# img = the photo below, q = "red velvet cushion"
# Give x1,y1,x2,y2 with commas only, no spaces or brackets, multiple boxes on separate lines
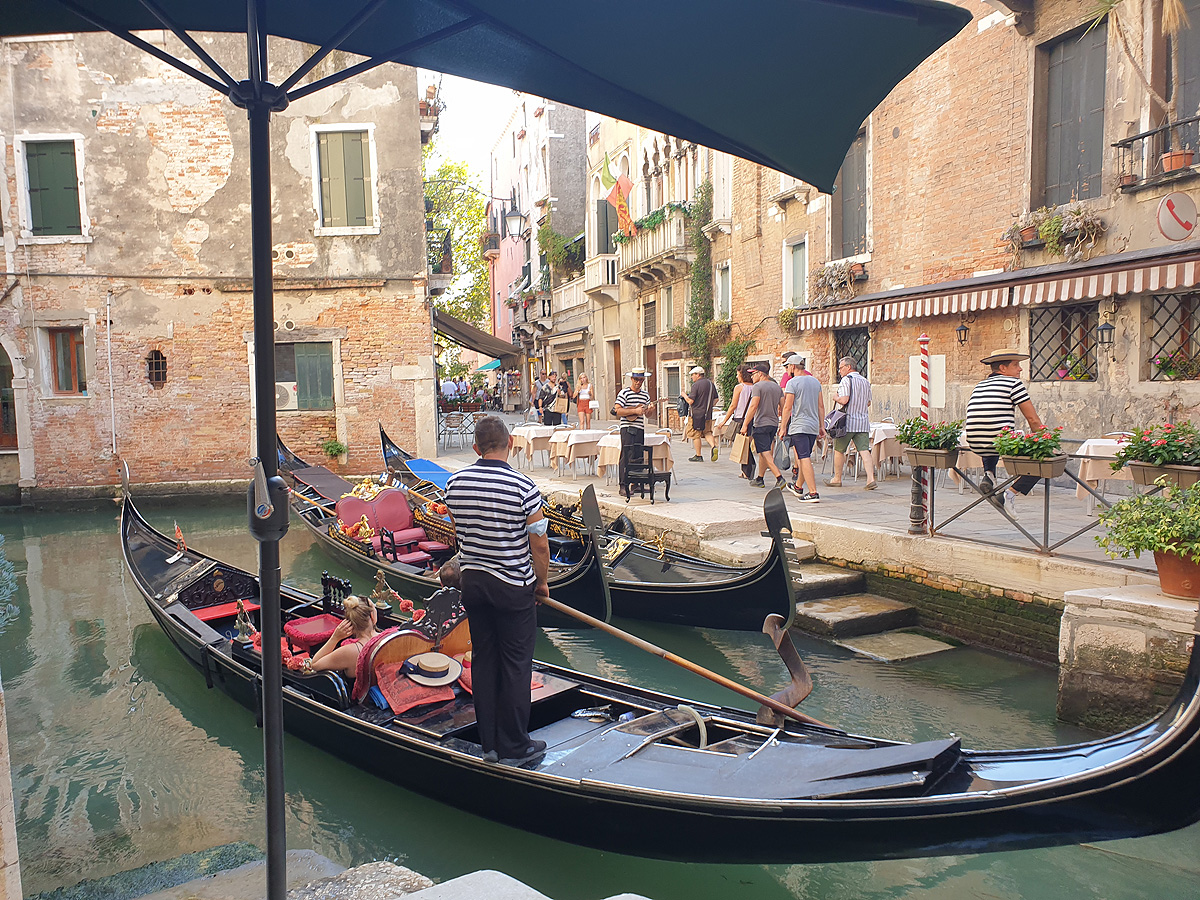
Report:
284,613,342,649
417,541,450,553
395,550,433,566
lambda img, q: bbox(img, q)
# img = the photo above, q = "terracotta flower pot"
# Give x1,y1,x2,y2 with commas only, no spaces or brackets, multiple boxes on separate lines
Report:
1019,224,1039,242
1161,149,1195,173
1000,454,1069,478
1154,550,1200,600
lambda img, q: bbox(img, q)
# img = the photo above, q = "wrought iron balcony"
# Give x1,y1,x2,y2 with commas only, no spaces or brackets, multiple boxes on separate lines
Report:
617,208,693,285
479,232,500,260
1113,115,1200,191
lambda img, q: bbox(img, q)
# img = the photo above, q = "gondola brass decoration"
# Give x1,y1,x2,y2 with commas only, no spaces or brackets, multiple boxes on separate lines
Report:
234,598,254,643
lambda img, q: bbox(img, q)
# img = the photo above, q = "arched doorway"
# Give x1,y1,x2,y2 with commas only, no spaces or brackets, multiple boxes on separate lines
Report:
0,347,15,449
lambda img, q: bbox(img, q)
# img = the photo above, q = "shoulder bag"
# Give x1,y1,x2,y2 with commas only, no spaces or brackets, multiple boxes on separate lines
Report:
823,377,852,439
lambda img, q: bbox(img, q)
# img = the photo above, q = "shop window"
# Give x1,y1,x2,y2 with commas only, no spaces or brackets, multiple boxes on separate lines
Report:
1147,293,1200,380
146,350,167,387
276,342,334,410
1029,302,1099,382
50,328,87,394
834,327,869,379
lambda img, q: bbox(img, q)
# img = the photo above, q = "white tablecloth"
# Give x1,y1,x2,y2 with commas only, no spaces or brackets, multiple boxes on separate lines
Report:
596,432,674,475
511,424,556,467
550,429,608,476
1075,438,1131,500
869,422,902,476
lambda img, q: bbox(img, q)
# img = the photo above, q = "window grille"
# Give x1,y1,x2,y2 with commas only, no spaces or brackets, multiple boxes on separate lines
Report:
643,301,656,338
1148,292,1200,380
834,327,869,379
146,350,167,387
1029,303,1099,381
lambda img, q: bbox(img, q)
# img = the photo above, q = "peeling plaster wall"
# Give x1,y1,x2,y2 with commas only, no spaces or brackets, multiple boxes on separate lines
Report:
0,33,431,496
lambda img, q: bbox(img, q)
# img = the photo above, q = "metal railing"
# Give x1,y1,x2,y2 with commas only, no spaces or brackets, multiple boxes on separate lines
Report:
1113,114,1200,187
427,229,452,274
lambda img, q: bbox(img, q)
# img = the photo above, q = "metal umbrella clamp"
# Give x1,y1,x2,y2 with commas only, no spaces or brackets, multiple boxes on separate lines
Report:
4,1,972,897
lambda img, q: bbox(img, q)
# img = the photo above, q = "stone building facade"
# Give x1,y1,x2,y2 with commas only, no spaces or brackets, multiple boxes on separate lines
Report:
0,32,435,500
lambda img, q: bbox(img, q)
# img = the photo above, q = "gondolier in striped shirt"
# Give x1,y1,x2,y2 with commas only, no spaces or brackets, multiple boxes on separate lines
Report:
444,416,550,766
964,347,1046,504
613,367,653,500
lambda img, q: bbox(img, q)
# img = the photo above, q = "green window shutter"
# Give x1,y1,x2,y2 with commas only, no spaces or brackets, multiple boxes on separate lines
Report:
317,131,370,228
27,141,82,236
294,342,333,410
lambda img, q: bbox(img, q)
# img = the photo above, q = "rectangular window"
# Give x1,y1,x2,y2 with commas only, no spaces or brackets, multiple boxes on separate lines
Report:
788,241,808,308
643,300,657,339
832,131,867,259
276,342,334,410
1029,303,1099,382
1147,292,1200,381
19,138,85,238
834,327,869,380
313,127,378,233
665,366,681,403
661,285,674,330
50,328,86,394
716,263,732,319
1044,24,1106,207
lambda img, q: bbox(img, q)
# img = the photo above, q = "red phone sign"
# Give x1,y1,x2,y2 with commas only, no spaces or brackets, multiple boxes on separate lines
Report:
1158,191,1198,241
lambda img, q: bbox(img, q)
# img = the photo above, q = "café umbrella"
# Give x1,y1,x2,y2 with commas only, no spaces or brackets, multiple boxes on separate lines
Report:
3,0,972,896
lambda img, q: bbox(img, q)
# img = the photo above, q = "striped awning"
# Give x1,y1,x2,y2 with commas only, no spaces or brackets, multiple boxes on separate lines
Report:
796,252,1200,330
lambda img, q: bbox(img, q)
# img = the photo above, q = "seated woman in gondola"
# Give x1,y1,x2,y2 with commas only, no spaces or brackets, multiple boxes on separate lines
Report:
308,595,383,681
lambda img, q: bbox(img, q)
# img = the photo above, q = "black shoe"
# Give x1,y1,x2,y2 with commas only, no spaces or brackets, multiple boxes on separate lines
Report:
799,492,821,503
774,476,787,489
979,475,994,495
482,750,499,764
749,477,765,487
687,455,704,462
499,739,547,767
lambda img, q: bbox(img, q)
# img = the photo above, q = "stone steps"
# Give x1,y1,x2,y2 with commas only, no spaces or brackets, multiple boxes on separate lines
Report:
792,591,918,638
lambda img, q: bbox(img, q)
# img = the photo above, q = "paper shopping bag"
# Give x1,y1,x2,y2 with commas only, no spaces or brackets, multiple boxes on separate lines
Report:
731,432,753,465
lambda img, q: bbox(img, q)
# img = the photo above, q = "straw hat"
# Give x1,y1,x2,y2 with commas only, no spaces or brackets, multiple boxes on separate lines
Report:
980,347,1030,365
627,367,649,379
404,651,463,686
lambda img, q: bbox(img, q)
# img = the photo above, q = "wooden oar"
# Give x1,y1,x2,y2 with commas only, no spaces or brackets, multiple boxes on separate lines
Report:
539,595,831,729
289,488,333,510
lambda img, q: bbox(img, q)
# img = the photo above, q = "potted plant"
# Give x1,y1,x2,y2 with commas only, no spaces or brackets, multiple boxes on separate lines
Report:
1162,147,1194,173
1018,207,1050,243
993,425,1068,478
1110,422,1200,488
897,417,964,469
321,437,348,460
1061,206,1107,261
1096,481,1200,600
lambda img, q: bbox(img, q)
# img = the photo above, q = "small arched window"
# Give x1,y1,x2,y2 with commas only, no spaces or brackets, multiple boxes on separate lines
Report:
146,350,167,387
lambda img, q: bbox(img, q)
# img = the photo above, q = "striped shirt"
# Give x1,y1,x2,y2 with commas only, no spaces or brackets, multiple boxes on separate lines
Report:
965,374,1031,454
615,386,651,430
444,459,541,587
836,372,871,432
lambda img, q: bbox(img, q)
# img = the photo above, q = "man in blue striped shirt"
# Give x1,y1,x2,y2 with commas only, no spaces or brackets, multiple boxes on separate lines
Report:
445,416,550,766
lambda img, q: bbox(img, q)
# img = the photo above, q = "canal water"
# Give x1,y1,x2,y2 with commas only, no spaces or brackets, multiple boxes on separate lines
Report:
2,498,1198,900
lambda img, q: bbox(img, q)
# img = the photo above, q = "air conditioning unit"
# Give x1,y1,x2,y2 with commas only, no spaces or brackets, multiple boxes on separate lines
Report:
275,381,299,410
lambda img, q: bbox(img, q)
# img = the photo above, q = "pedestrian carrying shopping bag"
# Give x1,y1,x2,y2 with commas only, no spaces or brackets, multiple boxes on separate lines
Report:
730,432,753,465
774,436,792,471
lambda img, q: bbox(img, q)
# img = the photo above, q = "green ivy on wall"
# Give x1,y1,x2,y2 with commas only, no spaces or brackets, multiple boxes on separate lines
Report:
682,179,714,369
717,335,755,407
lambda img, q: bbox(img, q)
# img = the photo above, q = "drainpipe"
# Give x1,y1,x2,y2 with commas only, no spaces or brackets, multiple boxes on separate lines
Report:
106,291,116,456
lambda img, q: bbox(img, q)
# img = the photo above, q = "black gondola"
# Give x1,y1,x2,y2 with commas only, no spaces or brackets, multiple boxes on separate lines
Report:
378,424,801,630
276,437,611,627
123,494,1200,863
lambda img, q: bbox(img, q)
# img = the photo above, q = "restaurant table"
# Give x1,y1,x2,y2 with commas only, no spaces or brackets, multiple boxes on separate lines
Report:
1074,437,1132,513
869,422,903,478
510,424,555,468
550,429,608,478
596,432,675,482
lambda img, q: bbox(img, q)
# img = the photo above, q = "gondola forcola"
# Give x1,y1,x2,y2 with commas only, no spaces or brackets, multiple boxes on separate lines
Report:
123,494,1200,863
376,424,803,630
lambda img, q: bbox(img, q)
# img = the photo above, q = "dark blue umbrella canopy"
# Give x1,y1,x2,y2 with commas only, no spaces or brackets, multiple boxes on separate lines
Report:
5,0,971,192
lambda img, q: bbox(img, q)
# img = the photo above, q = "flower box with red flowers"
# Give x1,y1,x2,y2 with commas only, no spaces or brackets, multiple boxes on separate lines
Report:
994,425,1068,478
1111,422,1200,474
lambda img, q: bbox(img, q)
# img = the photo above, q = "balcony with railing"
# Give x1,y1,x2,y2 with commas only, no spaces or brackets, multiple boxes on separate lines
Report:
552,275,585,314
617,208,694,284
1113,115,1200,191
427,228,453,295
479,232,500,260
584,254,619,302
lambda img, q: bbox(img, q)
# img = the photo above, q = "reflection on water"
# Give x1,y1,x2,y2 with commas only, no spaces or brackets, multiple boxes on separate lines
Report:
1,498,1199,899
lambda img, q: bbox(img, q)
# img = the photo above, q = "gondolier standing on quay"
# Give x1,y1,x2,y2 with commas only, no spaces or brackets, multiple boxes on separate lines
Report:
613,367,653,500
444,416,551,766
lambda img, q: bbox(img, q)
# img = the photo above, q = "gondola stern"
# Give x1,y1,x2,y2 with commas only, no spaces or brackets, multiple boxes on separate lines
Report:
763,488,800,631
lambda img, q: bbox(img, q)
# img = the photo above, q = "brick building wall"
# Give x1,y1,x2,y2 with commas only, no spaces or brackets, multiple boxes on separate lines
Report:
0,33,432,498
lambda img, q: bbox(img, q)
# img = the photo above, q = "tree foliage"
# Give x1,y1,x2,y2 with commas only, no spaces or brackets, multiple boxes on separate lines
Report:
423,145,490,330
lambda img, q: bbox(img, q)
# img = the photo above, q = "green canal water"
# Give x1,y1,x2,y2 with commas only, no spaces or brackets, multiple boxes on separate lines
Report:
2,499,1199,900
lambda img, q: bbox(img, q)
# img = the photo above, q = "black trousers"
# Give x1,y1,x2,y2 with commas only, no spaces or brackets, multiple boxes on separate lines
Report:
460,569,538,758
978,453,1041,496
733,418,756,479
543,410,562,426
619,425,645,493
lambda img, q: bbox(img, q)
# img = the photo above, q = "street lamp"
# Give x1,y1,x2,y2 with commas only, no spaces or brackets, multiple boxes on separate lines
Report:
504,208,526,236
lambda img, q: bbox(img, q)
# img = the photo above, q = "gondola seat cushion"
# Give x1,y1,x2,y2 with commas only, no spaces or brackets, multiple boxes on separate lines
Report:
284,612,342,649
394,550,433,566
336,490,436,557
417,540,451,553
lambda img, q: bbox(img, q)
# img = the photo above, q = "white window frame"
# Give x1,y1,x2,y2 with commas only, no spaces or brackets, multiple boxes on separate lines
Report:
715,262,732,319
783,237,808,309
13,133,92,244
661,284,674,333
309,123,381,236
